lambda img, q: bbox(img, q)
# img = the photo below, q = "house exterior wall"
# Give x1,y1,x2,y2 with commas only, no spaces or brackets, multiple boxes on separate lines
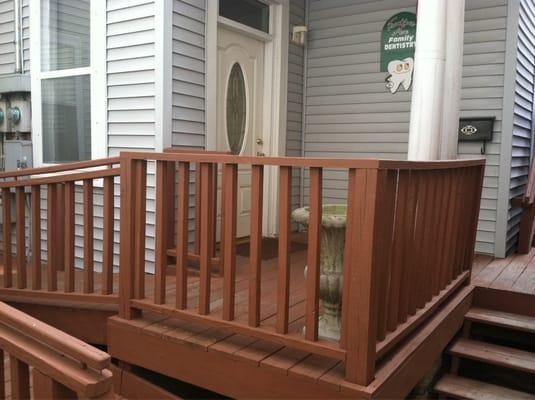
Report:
303,0,513,256
507,0,535,252
0,0,15,74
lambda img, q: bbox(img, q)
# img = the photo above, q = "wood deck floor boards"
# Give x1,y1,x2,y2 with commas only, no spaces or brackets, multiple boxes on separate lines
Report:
489,249,535,290
471,256,515,287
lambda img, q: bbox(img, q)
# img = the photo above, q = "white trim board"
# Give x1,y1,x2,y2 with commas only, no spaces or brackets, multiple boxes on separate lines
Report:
205,0,290,237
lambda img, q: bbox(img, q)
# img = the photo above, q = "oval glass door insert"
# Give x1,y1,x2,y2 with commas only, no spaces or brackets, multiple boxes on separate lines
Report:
226,63,247,154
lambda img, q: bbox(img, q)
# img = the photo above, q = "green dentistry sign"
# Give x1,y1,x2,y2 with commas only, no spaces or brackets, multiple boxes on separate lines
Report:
380,12,417,72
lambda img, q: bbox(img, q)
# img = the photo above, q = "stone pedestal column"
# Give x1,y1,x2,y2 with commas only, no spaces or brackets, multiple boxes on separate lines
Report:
292,205,347,341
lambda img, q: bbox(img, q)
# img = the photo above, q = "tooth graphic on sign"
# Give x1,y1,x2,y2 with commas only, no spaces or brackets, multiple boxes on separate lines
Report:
385,57,414,94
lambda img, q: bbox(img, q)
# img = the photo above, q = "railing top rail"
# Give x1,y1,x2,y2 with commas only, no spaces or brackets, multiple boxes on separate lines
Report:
0,167,120,189
0,157,121,180
0,302,110,370
121,151,485,170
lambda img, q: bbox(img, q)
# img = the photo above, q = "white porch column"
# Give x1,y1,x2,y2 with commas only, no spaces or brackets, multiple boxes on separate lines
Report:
439,0,466,159
407,0,447,160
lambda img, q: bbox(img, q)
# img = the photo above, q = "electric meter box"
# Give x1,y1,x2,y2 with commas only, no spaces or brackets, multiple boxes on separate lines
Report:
4,140,32,172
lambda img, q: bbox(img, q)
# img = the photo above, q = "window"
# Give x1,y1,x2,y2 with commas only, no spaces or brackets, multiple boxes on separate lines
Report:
31,0,106,165
219,0,270,33
226,63,247,154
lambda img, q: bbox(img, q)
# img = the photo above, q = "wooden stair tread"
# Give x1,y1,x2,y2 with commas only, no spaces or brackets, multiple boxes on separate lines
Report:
466,307,535,334
449,338,535,374
435,374,535,399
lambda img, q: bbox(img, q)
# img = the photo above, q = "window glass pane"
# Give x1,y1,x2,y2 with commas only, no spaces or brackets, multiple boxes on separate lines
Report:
41,0,90,71
42,76,91,163
226,63,247,155
219,0,269,33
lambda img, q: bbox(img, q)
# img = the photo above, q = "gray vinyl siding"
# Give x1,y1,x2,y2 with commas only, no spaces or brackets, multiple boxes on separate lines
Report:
0,0,15,75
171,0,205,148
506,0,535,252
0,0,29,75
304,0,509,256
287,0,305,210
106,0,157,269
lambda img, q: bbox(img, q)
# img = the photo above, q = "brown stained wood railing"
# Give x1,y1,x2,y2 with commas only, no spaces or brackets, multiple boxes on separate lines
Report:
0,301,113,398
120,151,485,387
0,158,120,304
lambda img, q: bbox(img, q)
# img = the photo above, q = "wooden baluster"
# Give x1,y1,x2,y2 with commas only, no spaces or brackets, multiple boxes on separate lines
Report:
439,171,457,289
102,176,114,295
31,186,41,290
55,184,65,271
83,180,94,293
386,171,408,331
10,356,30,399
249,165,264,327
64,182,75,293
199,162,214,315
2,188,12,288
276,166,292,334
0,349,4,399
32,368,76,399
154,161,168,305
222,163,238,320
343,168,382,386
15,187,26,289
430,172,448,296
305,167,322,341
47,184,58,291
453,168,470,276
408,172,426,315
176,162,190,309
211,163,219,273
194,162,202,256
375,170,397,342
464,166,485,271
165,161,176,258
420,172,439,308
119,157,141,320
398,171,417,322
134,161,147,299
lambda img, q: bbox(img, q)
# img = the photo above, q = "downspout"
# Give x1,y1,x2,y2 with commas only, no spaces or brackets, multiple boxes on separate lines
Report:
14,0,23,73
299,0,309,208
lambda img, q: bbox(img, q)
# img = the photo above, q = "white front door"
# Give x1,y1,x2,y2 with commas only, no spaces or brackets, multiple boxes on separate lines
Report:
217,26,265,238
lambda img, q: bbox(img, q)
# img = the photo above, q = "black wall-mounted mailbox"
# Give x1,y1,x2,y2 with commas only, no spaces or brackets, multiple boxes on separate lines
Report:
458,117,495,142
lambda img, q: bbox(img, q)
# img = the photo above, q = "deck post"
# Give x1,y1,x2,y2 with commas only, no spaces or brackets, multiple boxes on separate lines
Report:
342,168,384,386
119,156,141,320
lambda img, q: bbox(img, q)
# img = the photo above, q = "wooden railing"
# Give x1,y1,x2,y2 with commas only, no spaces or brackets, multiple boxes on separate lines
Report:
118,152,485,386
0,301,113,398
0,157,120,303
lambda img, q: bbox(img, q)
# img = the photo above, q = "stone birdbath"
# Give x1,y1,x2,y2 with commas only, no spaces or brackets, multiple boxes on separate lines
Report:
292,204,347,341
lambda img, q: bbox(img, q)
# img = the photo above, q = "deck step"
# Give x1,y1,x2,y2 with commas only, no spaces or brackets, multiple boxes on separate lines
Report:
435,374,535,399
449,338,535,374
466,307,535,334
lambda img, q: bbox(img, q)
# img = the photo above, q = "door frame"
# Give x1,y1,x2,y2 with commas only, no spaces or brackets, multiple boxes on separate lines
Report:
205,0,289,237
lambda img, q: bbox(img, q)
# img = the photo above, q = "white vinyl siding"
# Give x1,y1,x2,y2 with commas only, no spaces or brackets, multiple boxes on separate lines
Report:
304,0,509,256
0,0,15,75
507,0,535,252
171,0,205,148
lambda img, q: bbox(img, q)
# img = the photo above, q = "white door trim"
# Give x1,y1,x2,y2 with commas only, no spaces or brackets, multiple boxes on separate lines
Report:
205,0,289,237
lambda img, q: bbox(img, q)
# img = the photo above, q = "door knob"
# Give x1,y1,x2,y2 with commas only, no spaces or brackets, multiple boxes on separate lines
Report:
256,138,264,145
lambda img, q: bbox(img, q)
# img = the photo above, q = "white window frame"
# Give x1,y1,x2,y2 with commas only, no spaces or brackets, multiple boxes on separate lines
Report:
30,0,107,167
